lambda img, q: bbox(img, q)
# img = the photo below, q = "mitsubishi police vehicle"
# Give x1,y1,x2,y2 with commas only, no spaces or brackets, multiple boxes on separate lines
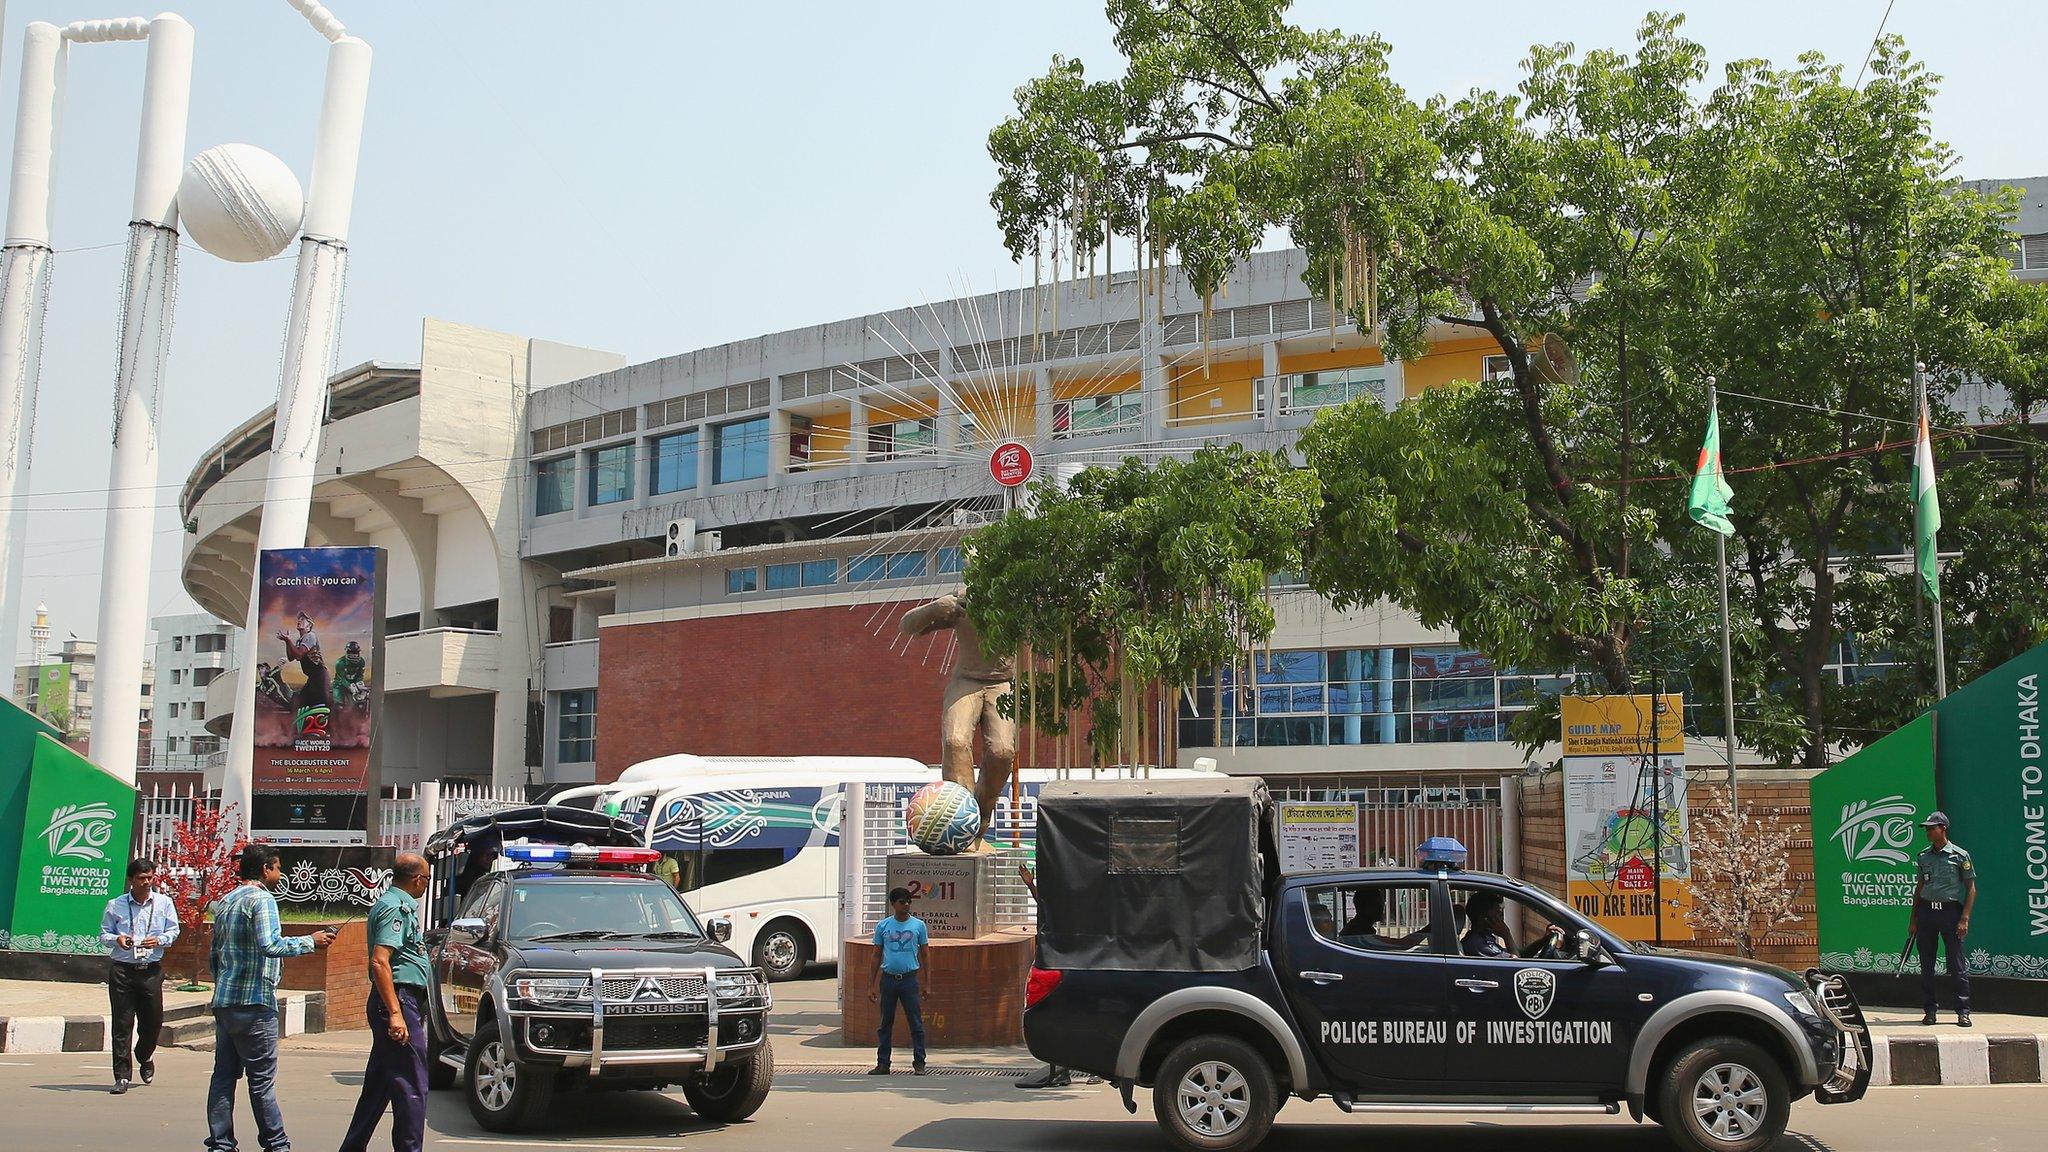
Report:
420,806,774,1132
1024,778,1870,1152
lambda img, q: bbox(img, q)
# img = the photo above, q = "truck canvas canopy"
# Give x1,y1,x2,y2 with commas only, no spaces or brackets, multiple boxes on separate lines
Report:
1035,777,1273,972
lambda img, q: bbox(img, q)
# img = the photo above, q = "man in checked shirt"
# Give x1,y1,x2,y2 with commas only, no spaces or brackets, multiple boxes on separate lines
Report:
204,844,335,1152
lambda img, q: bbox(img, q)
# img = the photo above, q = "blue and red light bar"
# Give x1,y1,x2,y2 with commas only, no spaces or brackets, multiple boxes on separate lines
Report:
501,842,662,867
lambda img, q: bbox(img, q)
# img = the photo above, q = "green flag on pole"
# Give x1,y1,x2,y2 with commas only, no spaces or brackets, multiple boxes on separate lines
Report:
1913,407,1941,602
1687,409,1735,536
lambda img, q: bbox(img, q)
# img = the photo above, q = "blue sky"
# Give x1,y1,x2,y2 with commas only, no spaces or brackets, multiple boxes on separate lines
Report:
6,0,2043,657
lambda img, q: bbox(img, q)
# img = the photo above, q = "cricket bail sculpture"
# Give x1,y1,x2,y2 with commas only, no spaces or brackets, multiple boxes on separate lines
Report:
899,588,1016,850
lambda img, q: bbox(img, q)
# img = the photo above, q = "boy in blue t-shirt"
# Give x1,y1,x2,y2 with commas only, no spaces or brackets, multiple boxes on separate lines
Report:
868,886,930,1075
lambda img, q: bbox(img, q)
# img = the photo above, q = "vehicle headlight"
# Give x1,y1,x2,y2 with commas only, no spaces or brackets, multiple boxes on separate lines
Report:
512,975,591,1002
1782,989,1820,1018
713,972,763,1004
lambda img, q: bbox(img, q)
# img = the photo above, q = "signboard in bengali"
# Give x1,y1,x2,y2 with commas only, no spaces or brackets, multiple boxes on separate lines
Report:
1812,714,1936,974
1562,694,1692,942
4,733,136,953
251,547,386,843
1278,802,1361,873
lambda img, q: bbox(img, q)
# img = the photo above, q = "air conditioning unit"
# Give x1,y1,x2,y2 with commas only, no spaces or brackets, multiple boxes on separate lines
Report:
665,518,696,558
695,529,723,553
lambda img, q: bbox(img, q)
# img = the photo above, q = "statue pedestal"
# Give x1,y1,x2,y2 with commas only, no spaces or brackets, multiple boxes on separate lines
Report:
840,929,1034,1048
885,851,998,939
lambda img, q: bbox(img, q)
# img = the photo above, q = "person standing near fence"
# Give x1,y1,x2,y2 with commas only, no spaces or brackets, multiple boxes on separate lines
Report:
101,858,179,1094
338,852,433,1152
206,844,335,1152
867,886,929,1076
1909,811,1976,1027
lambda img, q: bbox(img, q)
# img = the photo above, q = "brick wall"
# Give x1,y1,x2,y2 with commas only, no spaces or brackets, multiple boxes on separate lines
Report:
596,601,947,781
1515,770,1819,970
161,920,373,1029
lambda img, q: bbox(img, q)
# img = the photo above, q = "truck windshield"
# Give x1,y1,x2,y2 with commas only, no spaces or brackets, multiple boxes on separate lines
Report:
508,879,704,941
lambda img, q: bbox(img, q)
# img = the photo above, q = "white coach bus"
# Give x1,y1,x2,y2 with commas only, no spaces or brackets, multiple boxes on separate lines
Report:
550,755,1205,981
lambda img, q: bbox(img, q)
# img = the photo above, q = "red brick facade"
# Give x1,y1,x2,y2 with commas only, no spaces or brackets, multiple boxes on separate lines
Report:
595,601,947,782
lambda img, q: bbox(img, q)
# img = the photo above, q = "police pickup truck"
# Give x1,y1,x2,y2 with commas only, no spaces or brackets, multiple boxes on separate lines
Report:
1023,779,1869,1152
421,806,774,1132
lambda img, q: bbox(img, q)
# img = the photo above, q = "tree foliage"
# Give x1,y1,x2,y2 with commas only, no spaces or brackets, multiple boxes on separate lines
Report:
964,444,1313,763
986,3,2037,766
158,801,246,986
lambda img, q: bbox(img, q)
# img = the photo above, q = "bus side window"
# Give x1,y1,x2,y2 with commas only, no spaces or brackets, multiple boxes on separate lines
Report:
702,847,792,887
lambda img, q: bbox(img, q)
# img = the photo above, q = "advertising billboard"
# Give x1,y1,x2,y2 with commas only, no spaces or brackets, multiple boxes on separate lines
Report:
250,547,385,843
1811,714,1937,974
1560,694,1692,942
4,733,137,953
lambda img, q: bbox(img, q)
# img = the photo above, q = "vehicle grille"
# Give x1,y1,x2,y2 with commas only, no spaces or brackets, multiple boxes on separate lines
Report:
596,975,707,1003
1810,974,1864,1033
605,1017,709,1050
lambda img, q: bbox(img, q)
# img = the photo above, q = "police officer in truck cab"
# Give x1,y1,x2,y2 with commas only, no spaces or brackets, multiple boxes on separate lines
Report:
1459,891,1567,960
1910,811,1975,1027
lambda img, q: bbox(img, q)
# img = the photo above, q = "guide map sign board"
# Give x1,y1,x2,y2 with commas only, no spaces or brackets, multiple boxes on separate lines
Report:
250,547,386,844
1278,803,1361,873
1561,694,1692,942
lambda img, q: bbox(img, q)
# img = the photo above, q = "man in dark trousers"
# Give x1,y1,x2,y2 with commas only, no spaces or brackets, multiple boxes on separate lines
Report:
867,887,929,1076
339,852,433,1152
1910,811,1976,1027
100,857,178,1093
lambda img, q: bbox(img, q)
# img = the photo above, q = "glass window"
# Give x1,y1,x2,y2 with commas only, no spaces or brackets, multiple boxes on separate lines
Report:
535,457,575,515
588,444,634,505
886,551,928,580
1052,392,1143,439
192,703,206,721
1283,366,1387,414
1449,884,1573,960
848,555,884,583
713,416,770,484
172,636,185,652
556,688,596,763
802,559,838,587
649,430,699,495
726,567,758,594
171,669,183,685
766,562,802,591
868,416,937,461
1303,882,1435,951
936,546,965,575
193,667,223,688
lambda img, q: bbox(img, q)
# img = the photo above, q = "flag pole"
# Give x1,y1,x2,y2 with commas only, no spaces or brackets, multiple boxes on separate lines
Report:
1709,377,1741,809
1915,361,1948,699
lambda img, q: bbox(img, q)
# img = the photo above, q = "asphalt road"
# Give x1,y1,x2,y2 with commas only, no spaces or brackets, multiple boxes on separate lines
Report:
2,1040,2042,1152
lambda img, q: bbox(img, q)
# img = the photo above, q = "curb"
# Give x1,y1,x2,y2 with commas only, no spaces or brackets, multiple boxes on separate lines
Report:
1870,1031,2046,1086
0,992,327,1055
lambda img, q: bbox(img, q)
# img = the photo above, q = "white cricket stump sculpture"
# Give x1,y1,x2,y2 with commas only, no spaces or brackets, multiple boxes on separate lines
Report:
0,2,365,799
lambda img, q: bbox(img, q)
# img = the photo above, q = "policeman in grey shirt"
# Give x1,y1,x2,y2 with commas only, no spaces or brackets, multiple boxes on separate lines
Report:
1909,812,1975,1027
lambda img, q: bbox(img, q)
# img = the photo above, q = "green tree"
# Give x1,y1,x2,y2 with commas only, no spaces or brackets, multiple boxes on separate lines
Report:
963,445,1314,764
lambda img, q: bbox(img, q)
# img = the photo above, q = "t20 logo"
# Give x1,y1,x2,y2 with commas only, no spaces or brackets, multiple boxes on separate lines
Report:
41,802,117,862
1832,796,1917,865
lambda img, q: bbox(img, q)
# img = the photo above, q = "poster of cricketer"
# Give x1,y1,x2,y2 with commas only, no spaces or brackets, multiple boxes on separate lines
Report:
251,547,385,843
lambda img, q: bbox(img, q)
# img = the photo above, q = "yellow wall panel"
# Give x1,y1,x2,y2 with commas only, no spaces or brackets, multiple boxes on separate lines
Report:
1168,359,1258,426
1402,338,1499,398
1277,347,1386,375
1052,370,1140,402
960,384,1036,443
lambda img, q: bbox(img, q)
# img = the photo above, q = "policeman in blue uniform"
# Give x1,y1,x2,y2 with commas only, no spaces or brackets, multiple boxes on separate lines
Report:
1909,811,1975,1027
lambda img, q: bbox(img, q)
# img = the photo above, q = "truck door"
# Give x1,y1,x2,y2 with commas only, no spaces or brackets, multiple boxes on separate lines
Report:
436,876,504,1047
1441,882,1640,1091
1280,881,1449,1089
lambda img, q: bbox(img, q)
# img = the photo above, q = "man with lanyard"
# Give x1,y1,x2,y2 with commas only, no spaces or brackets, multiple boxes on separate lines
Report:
340,852,433,1152
101,858,179,1094
206,844,335,1152
1910,811,1976,1027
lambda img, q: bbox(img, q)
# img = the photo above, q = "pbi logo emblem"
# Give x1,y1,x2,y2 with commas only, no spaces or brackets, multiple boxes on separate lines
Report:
41,801,117,862
1832,795,1918,865
1514,968,1556,1020
295,706,331,738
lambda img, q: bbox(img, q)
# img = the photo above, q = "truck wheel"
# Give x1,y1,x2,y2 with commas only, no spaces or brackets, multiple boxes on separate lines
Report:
465,1018,554,1132
1656,1036,1789,1152
1152,1035,1278,1152
753,921,810,982
683,1042,775,1123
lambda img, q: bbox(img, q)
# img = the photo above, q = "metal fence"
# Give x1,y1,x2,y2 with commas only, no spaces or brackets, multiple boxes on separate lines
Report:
133,780,528,857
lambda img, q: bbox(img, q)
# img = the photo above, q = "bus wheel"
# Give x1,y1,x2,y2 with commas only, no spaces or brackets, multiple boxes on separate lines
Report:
753,921,810,981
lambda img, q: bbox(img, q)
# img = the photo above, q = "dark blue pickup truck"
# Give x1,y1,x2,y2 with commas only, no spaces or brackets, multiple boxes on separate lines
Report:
1023,778,1870,1152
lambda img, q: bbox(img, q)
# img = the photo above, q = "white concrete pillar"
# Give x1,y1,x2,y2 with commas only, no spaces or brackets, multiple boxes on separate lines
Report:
1382,357,1405,412
0,23,64,676
1033,366,1053,446
223,33,373,836
91,14,194,784
1260,341,1280,430
848,397,867,476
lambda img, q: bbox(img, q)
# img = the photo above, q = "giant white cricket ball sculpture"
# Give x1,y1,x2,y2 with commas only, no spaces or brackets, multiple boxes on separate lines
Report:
177,143,305,263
